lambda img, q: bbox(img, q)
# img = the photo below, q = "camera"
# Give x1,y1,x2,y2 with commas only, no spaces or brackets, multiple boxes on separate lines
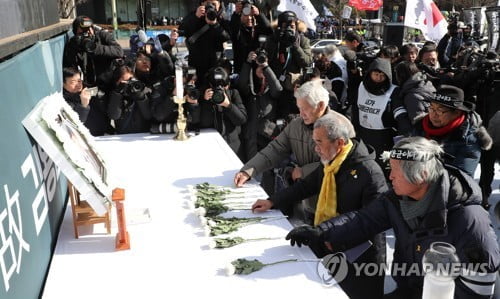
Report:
121,79,146,98
279,25,296,46
255,36,267,64
76,32,97,53
241,0,254,16
208,68,229,104
205,3,218,21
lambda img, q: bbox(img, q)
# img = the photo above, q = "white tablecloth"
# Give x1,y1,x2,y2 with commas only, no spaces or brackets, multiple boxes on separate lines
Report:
42,131,348,299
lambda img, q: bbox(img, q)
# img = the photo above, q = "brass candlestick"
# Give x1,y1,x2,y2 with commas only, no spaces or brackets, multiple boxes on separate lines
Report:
174,96,189,141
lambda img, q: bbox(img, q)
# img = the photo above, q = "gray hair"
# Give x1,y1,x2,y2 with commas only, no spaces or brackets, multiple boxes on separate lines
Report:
294,80,329,109
323,44,340,58
313,113,352,142
382,137,445,184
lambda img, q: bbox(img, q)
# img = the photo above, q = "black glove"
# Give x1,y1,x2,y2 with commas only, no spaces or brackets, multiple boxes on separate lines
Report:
285,225,323,247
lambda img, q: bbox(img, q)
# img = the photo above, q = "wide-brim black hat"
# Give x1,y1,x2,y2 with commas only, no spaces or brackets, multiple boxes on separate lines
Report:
427,84,474,112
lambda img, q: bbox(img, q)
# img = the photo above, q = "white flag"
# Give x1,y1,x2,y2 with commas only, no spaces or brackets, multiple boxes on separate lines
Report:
404,0,448,42
277,0,319,31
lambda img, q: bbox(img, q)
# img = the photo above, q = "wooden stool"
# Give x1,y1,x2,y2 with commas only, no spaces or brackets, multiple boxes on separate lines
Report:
68,181,111,238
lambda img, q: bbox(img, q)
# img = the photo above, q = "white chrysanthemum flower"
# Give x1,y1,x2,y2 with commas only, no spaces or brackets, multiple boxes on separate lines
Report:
224,263,236,276
186,184,194,192
207,219,217,227
194,207,206,217
199,216,208,226
203,226,211,237
189,195,197,201
208,239,217,249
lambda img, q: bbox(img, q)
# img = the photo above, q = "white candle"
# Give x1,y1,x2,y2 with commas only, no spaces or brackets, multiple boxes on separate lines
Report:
175,67,183,99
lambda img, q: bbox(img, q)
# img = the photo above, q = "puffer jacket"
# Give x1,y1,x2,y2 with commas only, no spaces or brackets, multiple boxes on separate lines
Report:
319,164,500,298
270,138,388,264
397,72,435,123
413,111,492,177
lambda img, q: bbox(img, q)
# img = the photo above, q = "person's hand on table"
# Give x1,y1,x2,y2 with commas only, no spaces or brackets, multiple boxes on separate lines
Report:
251,199,273,213
234,171,250,187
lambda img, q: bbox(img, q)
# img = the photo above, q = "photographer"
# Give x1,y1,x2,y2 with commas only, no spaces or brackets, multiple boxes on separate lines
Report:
107,65,152,134
266,11,313,117
238,49,282,161
437,22,467,68
150,68,201,133
229,0,273,73
63,16,124,87
197,67,247,158
178,0,231,86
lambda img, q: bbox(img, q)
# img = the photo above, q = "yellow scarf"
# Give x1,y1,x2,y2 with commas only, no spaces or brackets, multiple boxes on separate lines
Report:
314,140,353,226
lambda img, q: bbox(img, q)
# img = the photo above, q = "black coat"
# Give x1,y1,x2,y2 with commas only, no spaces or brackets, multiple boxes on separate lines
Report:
319,164,500,298
229,13,273,73
178,12,230,83
270,138,388,264
63,28,124,87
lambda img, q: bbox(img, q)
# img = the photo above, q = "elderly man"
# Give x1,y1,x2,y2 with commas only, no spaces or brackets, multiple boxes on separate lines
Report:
252,113,388,298
287,136,499,299
234,80,354,222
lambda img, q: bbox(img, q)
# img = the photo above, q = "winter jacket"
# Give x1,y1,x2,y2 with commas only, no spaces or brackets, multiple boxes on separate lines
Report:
241,108,351,213
63,89,90,123
397,72,435,123
63,28,124,87
270,138,388,263
266,28,313,78
352,58,412,160
320,164,500,298
238,61,282,160
413,111,492,177
107,86,152,134
229,13,273,73
178,12,230,83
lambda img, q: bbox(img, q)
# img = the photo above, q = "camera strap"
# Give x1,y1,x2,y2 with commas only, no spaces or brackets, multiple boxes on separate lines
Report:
186,24,210,49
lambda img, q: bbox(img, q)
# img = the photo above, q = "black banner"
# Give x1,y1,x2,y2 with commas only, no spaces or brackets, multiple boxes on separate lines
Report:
486,6,500,54
463,7,487,38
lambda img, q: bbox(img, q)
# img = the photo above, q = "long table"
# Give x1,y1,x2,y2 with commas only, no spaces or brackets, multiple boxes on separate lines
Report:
42,131,348,299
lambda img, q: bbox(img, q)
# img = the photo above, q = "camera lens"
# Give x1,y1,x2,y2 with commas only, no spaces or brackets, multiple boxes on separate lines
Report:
242,5,252,16
211,87,225,104
205,4,217,21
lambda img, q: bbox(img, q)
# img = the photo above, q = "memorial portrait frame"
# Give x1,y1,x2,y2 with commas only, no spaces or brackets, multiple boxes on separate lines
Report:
22,93,111,215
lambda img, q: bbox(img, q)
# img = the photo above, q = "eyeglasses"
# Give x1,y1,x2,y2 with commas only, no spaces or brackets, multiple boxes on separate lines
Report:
428,106,452,116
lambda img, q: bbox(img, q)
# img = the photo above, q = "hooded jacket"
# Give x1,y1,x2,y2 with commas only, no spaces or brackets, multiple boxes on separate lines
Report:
397,72,436,123
353,58,412,159
319,164,499,298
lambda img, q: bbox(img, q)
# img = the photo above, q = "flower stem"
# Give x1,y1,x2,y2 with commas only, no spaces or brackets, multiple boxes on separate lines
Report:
265,258,298,266
265,258,320,266
245,237,282,242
